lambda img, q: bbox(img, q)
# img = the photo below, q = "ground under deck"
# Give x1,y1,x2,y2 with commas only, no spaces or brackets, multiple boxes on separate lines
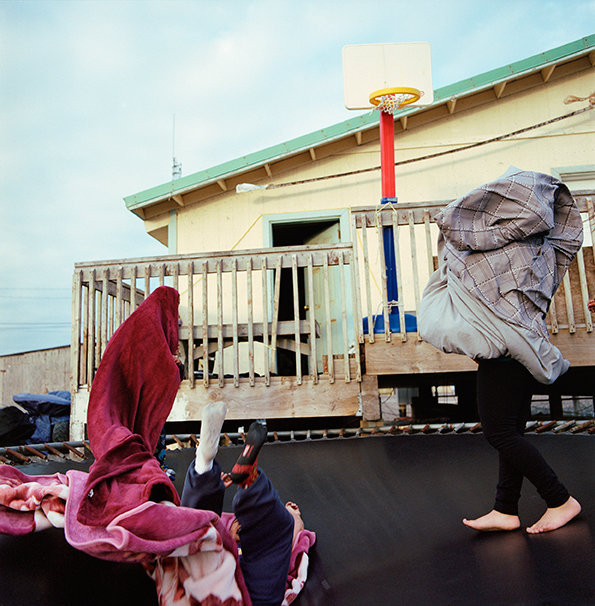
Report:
0,433,593,605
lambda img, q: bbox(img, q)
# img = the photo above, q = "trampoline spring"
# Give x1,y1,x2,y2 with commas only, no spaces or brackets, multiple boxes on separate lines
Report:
6,448,30,463
24,445,47,460
44,443,65,458
190,434,198,446
0,454,11,465
536,421,557,433
172,435,185,449
553,420,576,433
469,423,483,433
83,441,93,455
62,443,85,458
223,433,232,446
570,420,594,433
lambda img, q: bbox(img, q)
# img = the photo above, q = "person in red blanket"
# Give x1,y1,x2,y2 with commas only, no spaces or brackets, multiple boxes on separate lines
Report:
181,401,305,606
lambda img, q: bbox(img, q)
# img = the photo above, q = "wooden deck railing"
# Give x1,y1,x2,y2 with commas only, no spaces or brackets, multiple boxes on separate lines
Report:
70,243,362,393
350,194,595,344
349,193,594,377
69,193,594,434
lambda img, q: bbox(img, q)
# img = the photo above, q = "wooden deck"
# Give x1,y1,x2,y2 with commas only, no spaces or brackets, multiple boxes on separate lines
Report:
69,194,595,439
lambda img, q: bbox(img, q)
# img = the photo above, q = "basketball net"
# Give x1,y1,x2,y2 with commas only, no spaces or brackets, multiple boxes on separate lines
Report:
376,92,417,115
369,87,422,115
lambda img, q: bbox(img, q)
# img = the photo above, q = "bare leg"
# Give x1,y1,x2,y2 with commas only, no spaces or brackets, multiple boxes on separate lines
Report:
526,496,581,534
463,510,520,531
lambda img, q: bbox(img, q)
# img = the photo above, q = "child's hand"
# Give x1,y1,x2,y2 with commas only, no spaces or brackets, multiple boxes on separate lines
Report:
221,472,233,489
588,299,595,313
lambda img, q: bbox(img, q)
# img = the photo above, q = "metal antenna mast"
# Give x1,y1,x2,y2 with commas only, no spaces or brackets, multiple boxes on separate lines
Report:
172,114,182,180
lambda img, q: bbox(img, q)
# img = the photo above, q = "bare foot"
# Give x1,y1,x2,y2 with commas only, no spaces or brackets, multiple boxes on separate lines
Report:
526,496,581,534
463,509,521,531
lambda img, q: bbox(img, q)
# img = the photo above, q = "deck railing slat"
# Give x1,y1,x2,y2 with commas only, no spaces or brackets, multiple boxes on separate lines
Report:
306,254,318,383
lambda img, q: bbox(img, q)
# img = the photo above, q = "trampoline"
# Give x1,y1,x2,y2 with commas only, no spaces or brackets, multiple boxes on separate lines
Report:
0,432,593,606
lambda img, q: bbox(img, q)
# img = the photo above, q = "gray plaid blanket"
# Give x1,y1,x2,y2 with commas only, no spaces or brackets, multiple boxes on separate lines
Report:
419,167,583,383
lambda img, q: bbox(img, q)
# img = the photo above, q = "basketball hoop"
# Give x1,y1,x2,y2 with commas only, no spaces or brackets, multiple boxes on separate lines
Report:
369,87,422,115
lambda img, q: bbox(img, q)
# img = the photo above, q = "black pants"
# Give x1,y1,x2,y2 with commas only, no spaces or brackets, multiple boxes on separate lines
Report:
476,358,569,515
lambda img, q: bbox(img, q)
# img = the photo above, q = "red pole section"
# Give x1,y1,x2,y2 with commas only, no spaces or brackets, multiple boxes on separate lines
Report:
379,111,395,198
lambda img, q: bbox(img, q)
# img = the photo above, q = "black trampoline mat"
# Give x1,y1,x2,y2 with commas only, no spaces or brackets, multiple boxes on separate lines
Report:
1,434,593,606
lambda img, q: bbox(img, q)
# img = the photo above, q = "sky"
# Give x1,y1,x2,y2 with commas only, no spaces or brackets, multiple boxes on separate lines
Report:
0,0,593,356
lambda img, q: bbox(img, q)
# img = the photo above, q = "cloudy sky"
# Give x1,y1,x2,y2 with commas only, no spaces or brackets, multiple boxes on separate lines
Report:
0,0,593,356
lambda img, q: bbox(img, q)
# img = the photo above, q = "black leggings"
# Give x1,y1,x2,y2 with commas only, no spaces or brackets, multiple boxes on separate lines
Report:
476,358,569,515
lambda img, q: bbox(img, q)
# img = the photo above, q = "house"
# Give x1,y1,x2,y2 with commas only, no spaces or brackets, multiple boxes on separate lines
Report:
69,36,595,440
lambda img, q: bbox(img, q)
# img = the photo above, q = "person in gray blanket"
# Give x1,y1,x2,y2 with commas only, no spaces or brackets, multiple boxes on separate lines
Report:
419,168,585,534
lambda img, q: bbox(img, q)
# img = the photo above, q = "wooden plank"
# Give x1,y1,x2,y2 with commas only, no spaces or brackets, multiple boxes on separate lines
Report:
549,331,595,366
73,244,355,275
130,265,137,313
246,258,255,386
261,258,270,385
549,296,559,334
232,259,239,387
87,271,96,387
423,210,434,277
376,218,391,342
201,262,209,387
159,263,165,287
291,254,302,385
81,286,89,386
562,272,576,333
323,255,334,383
169,377,360,421
271,257,282,371
408,210,422,341
172,262,179,292
350,215,364,345
70,270,82,392
306,254,318,383
360,222,374,344
392,213,407,343
116,267,123,327
216,260,224,387
339,254,350,382
348,249,362,382
82,275,143,306
187,262,195,388
365,340,478,375
575,248,593,332
360,374,380,421
588,200,595,265
144,266,151,300
181,319,319,341
100,270,108,358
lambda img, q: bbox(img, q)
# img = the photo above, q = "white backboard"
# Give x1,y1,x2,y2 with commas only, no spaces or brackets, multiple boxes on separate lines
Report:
342,42,433,110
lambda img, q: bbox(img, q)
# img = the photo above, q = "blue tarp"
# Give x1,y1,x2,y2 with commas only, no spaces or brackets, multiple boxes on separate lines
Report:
363,312,418,334
12,391,71,444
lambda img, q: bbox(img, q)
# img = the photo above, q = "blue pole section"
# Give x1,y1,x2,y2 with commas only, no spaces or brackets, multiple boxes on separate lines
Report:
381,196,399,308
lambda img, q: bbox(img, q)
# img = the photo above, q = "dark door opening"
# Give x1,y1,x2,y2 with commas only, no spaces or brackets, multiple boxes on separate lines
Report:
271,220,340,376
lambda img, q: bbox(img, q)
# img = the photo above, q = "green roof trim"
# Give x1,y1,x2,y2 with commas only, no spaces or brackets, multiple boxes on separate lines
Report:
125,35,594,211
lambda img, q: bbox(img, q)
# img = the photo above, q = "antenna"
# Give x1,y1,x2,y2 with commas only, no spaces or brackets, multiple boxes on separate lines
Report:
172,114,182,180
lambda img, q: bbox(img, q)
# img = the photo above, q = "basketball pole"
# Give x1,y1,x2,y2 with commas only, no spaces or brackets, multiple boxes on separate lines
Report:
379,111,396,197
379,110,399,313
